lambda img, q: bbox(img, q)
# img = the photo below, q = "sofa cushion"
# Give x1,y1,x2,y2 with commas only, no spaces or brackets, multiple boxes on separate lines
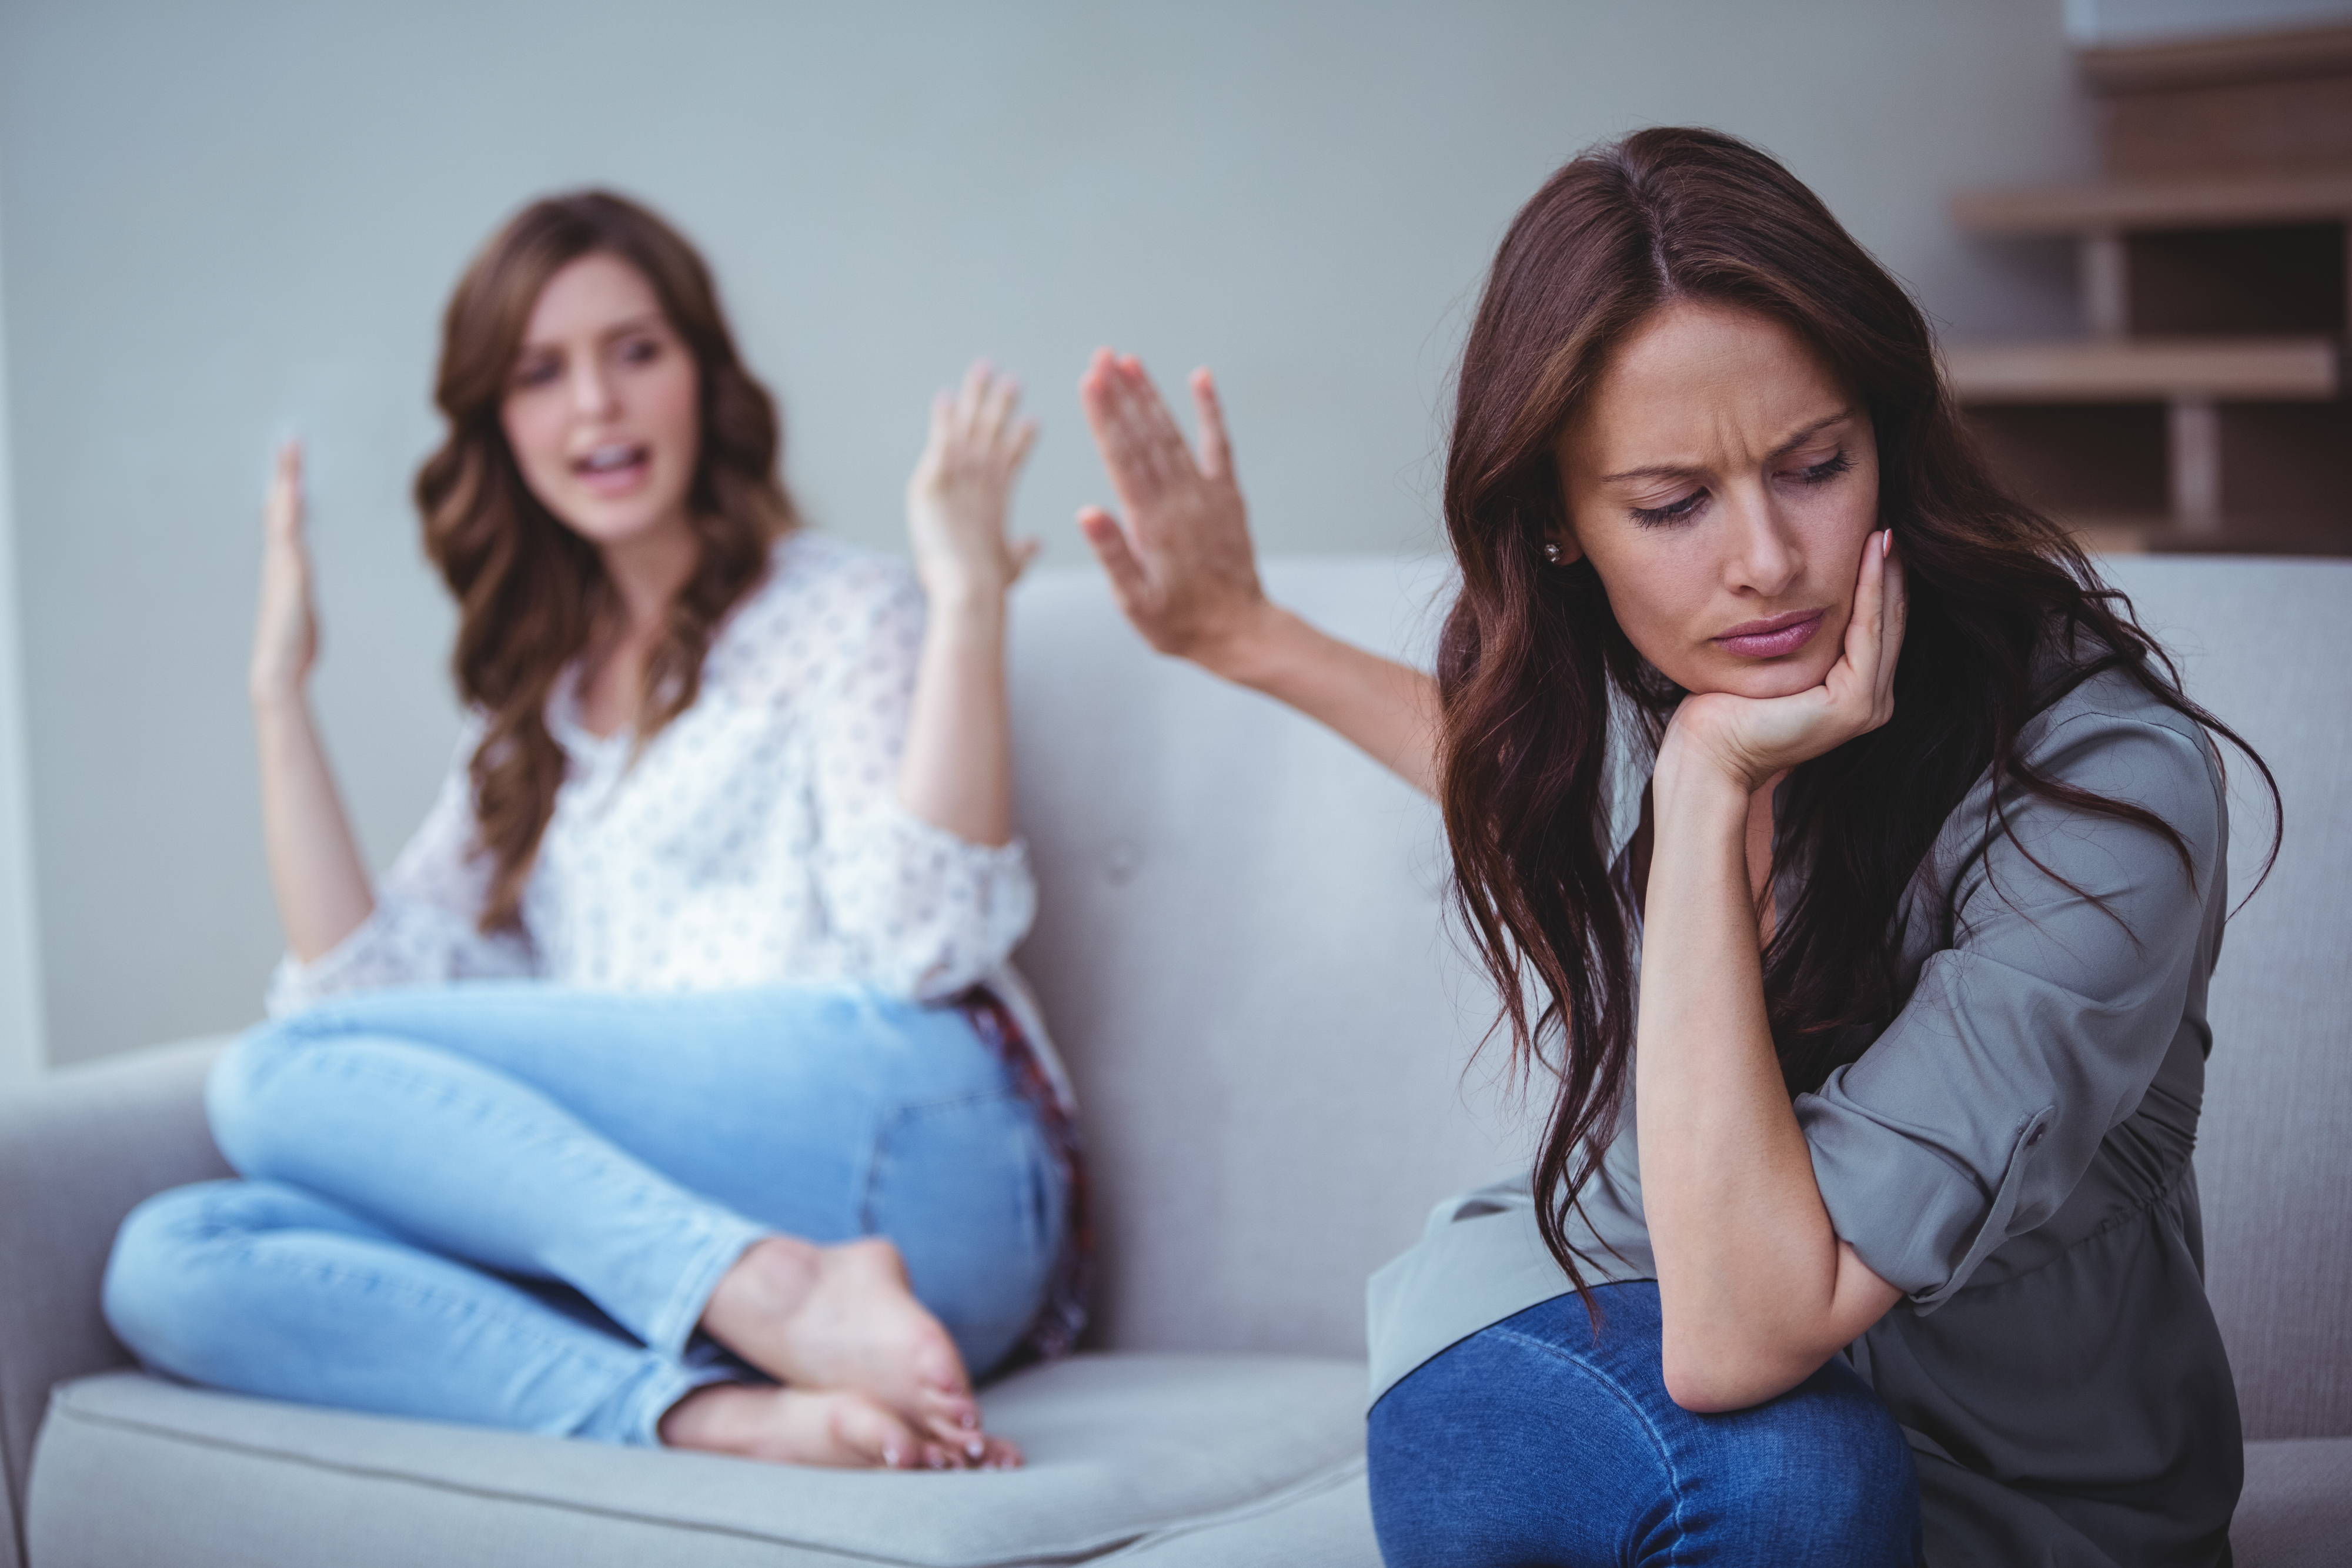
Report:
26,1354,1367,1568
2233,1437,2352,1568
1098,1460,1378,1565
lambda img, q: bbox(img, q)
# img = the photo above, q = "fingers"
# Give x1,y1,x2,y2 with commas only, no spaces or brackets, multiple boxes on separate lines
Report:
935,360,1032,472
1190,368,1232,482
1081,347,1197,504
1077,505,1151,610
1005,415,1040,475
1839,529,1900,727
1121,355,1194,483
266,439,305,541
1877,534,1909,697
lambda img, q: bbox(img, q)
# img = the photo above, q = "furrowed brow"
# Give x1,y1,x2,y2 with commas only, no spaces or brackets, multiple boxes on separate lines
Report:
1596,409,1857,484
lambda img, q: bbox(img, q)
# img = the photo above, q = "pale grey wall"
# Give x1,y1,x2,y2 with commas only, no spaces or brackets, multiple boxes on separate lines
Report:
0,0,2096,1065
0,182,48,1089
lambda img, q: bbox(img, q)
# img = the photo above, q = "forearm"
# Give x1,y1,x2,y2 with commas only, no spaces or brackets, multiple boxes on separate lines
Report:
1635,764,1875,1410
897,590,1016,847
253,693,375,962
1203,604,1439,798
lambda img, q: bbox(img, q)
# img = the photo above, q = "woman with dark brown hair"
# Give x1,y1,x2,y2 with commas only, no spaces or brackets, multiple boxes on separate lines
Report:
103,192,1075,1472
1075,129,2266,1564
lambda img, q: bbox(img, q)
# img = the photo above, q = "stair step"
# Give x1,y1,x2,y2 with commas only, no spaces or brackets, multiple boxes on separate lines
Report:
1952,172,2352,236
1946,337,2340,402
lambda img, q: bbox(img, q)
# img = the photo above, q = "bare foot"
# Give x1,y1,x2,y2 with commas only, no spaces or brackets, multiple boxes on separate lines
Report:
659,1382,955,1469
701,1236,1000,1459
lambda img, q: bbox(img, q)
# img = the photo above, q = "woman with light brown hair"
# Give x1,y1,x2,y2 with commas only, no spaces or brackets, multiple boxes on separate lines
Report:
102,191,1075,1472
1077,128,2268,1563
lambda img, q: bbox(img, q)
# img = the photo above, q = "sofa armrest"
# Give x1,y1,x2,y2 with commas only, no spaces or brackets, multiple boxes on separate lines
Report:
0,1037,235,1566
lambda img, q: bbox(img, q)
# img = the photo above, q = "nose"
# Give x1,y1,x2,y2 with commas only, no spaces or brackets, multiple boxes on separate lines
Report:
570,358,620,420
1719,484,1802,599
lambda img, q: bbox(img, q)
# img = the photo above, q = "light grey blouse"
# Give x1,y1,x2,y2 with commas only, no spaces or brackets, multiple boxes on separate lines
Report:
1368,653,2239,1567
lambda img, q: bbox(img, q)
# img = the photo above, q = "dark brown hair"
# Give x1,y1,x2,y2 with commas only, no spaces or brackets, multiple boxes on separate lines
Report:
1435,128,2277,1307
415,190,796,931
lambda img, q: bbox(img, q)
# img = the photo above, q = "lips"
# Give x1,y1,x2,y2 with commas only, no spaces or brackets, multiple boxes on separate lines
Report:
1713,609,1825,660
572,442,651,497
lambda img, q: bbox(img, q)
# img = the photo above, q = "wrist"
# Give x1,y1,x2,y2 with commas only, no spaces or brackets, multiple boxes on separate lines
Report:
249,676,312,718
1190,597,1292,689
1650,732,1753,829
917,576,1011,630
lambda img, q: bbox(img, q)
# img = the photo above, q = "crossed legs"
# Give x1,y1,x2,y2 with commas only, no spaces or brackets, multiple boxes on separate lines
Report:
105,982,1064,1469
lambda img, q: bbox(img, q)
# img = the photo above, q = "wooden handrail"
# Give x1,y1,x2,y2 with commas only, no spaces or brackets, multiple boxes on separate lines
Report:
1952,173,2352,236
1945,337,2340,402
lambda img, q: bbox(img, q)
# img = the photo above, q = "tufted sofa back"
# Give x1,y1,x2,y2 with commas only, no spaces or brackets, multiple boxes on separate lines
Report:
1007,554,2352,1441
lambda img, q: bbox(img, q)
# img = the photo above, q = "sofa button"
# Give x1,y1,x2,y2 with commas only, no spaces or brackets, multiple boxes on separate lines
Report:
1105,842,1141,886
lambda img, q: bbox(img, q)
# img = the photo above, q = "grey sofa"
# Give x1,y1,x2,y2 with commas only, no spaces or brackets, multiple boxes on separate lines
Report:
1,555,2345,1566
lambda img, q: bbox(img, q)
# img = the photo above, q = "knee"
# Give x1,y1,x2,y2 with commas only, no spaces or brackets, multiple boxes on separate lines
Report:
1703,1370,1920,1561
204,1018,330,1175
102,1182,240,1369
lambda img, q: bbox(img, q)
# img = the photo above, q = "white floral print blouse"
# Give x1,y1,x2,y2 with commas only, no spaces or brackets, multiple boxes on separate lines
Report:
267,533,1038,1017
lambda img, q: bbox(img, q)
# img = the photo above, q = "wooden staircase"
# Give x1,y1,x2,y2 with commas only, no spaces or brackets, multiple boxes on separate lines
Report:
1946,22,2352,555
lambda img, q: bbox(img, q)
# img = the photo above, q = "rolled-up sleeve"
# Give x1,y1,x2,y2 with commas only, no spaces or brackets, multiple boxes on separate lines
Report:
806,564,1036,1002
264,721,537,1016
1795,703,2222,1309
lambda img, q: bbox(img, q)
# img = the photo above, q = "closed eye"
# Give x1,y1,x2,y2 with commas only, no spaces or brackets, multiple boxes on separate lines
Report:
1629,489,1707,527
1795,451,1852,485
511,353,563,389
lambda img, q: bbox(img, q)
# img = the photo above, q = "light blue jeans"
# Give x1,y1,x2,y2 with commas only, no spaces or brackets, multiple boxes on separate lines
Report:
103,982,1065,1447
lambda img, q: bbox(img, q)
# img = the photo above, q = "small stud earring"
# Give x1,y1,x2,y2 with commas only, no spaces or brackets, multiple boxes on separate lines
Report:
1543,541,1565,564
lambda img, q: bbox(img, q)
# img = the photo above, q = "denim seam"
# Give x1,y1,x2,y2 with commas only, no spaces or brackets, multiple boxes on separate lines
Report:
1488,1324,1698,1564
614,1356,740,1449
256,1042,743,1343
192,1227,649,1392
858,1086,1018,1235
639,1216,766,1361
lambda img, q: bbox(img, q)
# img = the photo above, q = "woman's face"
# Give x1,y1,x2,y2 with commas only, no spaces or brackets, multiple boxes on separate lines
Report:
500,253,700,550
1552,301,1880,700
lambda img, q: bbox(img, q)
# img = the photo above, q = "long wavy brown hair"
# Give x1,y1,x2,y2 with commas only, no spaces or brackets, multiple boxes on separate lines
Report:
415,190,797,932
1435,128,2278,1309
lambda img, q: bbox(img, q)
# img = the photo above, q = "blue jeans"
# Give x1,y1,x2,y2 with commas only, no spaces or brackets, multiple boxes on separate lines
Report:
1368,1286,1923,1567
103,982,1064,1447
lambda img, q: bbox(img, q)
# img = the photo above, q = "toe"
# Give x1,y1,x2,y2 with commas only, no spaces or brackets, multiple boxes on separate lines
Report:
828,1394,924,1470
916,1337,973,1398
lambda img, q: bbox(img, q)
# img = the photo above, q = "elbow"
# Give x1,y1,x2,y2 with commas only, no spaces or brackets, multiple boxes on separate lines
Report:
1660,1341,1819,1415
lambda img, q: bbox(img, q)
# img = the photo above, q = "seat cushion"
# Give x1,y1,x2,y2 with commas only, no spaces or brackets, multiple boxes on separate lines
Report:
26,1354,1367,1568
1097,1460,1379,1566
2233,1437,2352,1568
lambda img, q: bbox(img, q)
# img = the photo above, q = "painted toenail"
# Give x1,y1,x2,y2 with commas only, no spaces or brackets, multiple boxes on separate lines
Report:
966,1438,985,1460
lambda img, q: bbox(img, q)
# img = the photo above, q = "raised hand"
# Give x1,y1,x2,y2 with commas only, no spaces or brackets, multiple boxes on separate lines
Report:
250,440,319,708
1076,349,1274,676
1662,530,1909,797
906,361,1040,606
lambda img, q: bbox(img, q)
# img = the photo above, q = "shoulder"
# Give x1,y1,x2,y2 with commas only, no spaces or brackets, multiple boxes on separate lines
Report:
1944,630,2227,885
2016,641,2221,817
708,533,925,692
770,533,920,612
